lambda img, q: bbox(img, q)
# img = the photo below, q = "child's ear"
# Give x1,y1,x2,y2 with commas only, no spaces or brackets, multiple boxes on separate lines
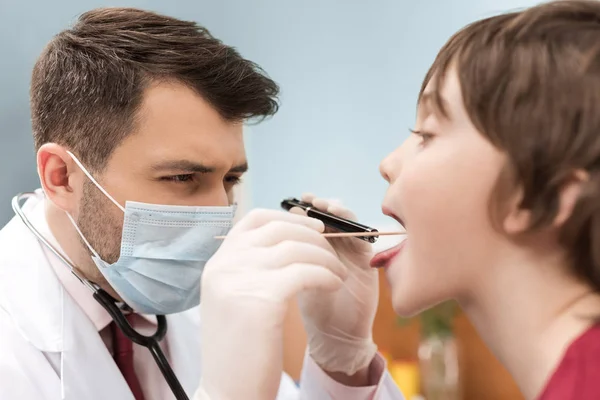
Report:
503,185,532,234
553,169,588,228
503,170,588,234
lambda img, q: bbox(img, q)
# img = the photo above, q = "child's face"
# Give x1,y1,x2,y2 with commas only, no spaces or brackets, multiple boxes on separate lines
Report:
378,66,509,316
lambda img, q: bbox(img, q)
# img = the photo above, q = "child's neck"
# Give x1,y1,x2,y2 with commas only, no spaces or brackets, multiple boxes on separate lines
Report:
461,250,600,400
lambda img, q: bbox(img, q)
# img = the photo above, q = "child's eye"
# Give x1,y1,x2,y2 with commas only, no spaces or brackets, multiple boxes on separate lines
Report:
409,128,435,145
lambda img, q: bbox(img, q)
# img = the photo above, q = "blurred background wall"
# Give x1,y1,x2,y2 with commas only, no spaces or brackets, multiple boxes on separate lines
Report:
1,0,539,226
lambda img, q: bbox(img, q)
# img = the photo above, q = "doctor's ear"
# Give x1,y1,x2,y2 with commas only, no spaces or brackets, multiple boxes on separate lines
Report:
37,144,83,213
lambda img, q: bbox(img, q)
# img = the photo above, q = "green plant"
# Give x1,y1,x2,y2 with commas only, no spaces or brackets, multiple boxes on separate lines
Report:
397,301,458,337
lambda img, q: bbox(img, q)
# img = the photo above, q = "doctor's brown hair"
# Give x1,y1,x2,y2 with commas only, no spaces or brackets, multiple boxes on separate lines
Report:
422,0,600,292
30,8,279,172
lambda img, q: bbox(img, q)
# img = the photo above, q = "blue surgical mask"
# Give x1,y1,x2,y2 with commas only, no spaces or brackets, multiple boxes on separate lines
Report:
66,151,236,315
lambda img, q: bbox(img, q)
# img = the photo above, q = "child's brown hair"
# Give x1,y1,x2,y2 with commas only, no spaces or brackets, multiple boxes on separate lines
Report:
422,0,600,291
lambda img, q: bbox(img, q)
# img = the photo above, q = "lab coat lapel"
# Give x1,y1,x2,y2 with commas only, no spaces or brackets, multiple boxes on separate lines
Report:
0,192,134,400
61,291,134,400
167,307,203,395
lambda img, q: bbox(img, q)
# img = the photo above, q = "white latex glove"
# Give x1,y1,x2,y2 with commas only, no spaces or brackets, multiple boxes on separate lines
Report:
193,209,349,400
293,194,379,376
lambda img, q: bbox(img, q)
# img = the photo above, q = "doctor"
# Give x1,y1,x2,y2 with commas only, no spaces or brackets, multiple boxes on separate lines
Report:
0,7,403,400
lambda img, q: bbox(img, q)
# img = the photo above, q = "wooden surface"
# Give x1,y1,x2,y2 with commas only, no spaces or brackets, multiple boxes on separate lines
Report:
282,269,525,400
283,298,308,380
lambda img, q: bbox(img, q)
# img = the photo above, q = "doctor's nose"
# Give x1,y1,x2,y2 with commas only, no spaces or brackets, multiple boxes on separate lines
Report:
195,186,230,207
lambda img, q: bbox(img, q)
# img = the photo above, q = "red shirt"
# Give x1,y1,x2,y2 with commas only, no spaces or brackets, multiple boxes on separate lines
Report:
538,324,600,400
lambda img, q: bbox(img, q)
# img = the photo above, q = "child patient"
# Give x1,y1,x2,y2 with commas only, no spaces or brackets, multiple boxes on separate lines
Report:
374,1,600,399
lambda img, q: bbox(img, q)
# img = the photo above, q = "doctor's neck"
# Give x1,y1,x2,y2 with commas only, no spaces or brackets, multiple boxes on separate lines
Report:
460,247,600,400
44,201,123,301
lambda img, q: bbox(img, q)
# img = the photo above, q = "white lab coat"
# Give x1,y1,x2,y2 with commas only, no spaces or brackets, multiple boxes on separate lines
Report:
0,192,404,400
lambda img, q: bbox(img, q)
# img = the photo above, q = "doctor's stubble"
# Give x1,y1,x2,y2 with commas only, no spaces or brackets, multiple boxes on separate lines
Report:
76,180,122,285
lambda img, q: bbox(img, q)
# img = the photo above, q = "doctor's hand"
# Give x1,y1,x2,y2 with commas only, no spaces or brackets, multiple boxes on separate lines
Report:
194,209,348,400
292,194,379,381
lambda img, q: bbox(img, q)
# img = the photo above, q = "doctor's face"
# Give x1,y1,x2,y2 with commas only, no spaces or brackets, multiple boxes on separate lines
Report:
378,67,508,316
75,81,246,268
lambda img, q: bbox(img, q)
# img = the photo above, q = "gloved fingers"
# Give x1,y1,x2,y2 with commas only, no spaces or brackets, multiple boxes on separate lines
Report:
301,193,357,221
301,192,316,204
229,208,324,235
248,220,330,248
288,206,307,217
301,194,336,215
314,198,357,221
287,206,369,254
325,203,357,222
268,241,348,279
300,194,372,252
271,263,345,298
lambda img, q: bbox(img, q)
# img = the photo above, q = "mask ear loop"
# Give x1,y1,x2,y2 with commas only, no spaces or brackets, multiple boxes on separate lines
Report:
66,150,125,213
64,150,126,259
65,212,102,259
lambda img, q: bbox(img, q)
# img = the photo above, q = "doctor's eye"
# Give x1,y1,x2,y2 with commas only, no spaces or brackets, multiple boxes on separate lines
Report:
225,175,242,185
162,174,195,183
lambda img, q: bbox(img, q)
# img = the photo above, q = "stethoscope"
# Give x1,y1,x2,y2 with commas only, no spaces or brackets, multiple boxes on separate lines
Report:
12,192,190,400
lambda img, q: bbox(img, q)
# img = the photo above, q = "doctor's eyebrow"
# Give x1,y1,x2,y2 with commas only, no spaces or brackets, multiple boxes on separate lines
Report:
151,160,248,174
228,163,249,173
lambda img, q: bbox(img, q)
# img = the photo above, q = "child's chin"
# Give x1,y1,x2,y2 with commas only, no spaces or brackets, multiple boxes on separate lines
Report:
391,289,442,318
392,295,427,318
